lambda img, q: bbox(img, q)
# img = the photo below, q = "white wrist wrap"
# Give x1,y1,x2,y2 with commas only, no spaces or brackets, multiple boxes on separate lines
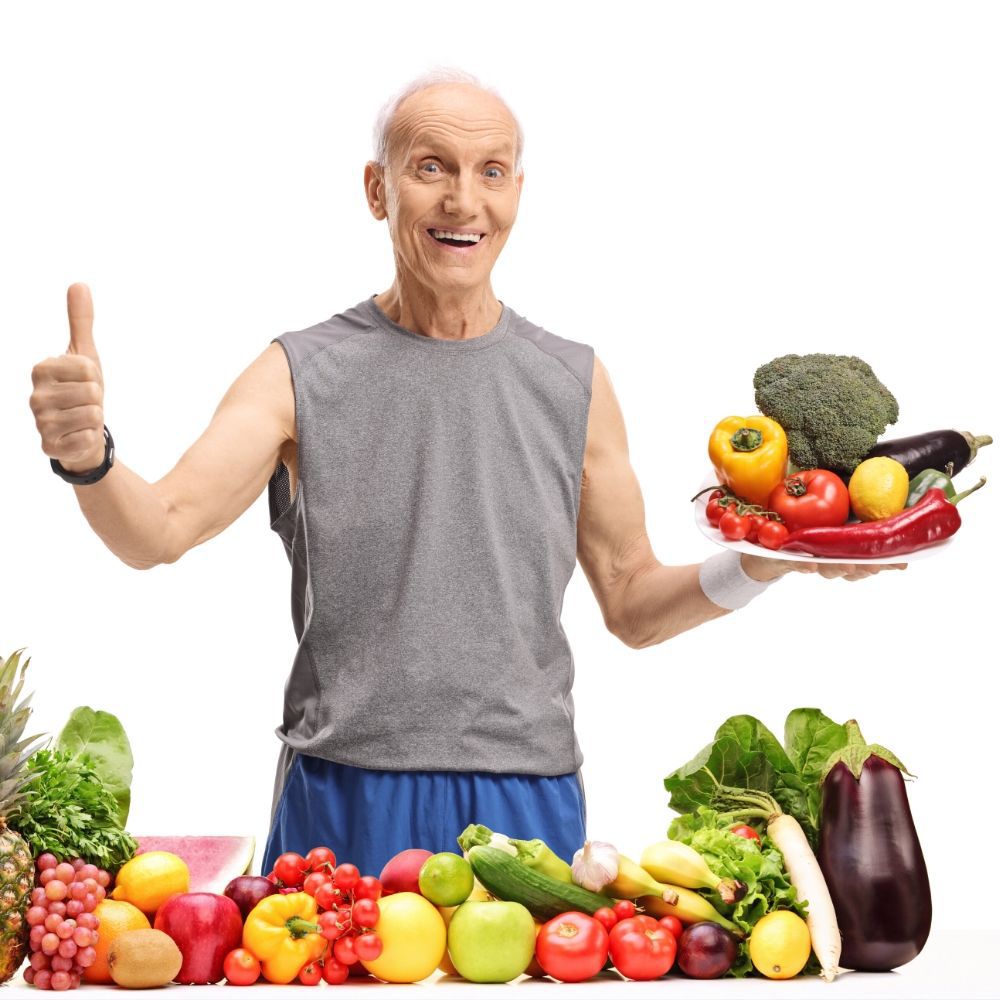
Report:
699,550,778,611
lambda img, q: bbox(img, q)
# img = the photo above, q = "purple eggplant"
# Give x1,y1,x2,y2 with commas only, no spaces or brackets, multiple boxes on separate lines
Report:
817,722,931,971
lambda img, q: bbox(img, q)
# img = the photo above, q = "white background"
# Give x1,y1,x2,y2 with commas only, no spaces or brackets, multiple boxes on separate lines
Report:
2,0,998,986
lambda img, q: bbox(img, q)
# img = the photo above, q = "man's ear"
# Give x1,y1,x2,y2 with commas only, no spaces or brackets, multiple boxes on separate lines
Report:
364,161,387,221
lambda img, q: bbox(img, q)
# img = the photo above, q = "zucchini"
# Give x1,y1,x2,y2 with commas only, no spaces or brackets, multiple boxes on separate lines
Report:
468,846,613,921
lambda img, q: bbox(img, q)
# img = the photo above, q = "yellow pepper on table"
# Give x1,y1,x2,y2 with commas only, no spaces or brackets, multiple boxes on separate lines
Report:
242,891,327,984
708,415,788,507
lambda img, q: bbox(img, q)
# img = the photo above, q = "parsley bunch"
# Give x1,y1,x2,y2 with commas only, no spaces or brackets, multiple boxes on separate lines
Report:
12,748,137,873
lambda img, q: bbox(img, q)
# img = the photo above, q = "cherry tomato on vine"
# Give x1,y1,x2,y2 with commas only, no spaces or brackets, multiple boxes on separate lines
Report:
223,948,260,986
756,520,790,550
719,508,752,540
273,852,307,888
333,934,359,966
706,497,730,525
333,863,360,892
314,882,339,911
746,513,766,543
305,846,337,872
302,871,329,897
352,898,380,929
354,932,383,962
298,959,323,986
612,900,636,922
353,875,382,901
322,958,349,985
318,910,344,940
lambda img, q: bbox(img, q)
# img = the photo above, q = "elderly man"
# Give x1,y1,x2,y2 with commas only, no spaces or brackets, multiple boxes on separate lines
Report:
29,69,903,879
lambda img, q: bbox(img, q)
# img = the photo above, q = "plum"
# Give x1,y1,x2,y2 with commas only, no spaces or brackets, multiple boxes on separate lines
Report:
223,876,278,919
677,922,738,979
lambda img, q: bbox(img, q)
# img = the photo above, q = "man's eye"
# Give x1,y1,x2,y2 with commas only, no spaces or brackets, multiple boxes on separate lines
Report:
484,167,503,179
420,162,440,174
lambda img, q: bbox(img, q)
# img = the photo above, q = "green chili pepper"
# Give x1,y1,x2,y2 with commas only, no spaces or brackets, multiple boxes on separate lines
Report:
906,468,957,507
508,838,574,883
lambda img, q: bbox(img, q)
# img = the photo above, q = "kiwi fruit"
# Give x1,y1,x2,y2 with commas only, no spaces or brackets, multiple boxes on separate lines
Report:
108,928,183,988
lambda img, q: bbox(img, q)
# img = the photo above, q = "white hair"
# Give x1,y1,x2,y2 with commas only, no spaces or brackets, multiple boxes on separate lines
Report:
372,67,524,175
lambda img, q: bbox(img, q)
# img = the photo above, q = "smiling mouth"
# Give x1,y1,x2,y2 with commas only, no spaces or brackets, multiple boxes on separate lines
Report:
427,228,485,247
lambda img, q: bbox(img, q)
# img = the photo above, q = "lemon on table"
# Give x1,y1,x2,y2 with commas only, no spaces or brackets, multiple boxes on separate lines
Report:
848,456,909,521
748,910,812,980
418,852,474,907
111,851,189,916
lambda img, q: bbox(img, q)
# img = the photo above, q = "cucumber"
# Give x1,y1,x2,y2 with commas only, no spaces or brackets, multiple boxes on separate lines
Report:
468,846,613,921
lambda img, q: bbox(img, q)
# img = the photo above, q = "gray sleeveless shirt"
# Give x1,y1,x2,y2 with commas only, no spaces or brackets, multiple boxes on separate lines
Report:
267,295,594,775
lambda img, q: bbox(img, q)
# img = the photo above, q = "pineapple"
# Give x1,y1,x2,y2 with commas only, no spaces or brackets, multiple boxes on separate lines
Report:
0,649,43,984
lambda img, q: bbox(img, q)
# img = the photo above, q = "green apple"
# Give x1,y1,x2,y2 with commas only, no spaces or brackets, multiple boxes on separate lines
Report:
446,900,536,983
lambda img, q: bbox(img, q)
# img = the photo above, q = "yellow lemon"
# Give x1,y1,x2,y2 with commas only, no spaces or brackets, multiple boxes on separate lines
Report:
748,910,812,980
848,456,909,521
111,851,189,917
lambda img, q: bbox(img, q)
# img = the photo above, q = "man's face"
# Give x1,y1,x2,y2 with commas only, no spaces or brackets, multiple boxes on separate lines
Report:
365,84,523,295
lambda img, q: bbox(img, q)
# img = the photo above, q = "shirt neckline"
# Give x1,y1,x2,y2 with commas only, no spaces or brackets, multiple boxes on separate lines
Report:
361,295,510,352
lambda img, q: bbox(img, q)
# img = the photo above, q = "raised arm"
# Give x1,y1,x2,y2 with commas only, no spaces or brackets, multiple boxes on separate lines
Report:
30,283,295,570
575,355,732,648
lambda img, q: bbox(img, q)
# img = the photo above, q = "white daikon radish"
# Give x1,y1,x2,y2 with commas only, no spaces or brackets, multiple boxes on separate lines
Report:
716,788,841,982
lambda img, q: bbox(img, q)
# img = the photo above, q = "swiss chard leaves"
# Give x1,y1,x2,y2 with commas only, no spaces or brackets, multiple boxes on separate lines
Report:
664,709,848,848
55,707,133,827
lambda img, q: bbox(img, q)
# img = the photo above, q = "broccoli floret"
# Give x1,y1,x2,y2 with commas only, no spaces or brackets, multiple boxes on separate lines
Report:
753,354,899,473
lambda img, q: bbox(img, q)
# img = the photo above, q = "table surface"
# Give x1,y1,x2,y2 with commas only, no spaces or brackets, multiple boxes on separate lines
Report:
5,930,992,998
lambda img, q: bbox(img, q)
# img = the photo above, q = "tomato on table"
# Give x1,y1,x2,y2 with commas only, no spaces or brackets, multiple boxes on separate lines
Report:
298,959,323,986
223,948,261,986
609,915,677,981
536,911,610,983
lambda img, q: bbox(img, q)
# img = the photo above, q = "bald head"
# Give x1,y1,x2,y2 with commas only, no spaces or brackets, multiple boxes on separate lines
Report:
373,69,524,176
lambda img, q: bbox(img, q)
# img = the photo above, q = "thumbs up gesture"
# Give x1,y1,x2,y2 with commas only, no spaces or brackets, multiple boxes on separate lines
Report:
30,283,107,474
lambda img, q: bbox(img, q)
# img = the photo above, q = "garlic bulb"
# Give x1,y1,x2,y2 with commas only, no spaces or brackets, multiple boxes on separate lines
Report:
572,840,619,892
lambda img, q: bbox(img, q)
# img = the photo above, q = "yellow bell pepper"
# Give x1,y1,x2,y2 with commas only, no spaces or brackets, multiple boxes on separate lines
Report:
242,891,327,985
708,415,788,507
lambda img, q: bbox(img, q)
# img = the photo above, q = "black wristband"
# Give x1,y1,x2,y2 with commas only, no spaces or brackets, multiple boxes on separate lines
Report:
50,426,115,485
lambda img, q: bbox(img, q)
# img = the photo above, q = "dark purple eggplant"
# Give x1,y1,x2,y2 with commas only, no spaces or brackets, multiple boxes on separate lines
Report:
818,722,931,971
864,429,991,479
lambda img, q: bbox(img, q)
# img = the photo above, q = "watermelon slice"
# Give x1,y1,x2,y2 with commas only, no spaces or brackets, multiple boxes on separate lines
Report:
133,836,256,894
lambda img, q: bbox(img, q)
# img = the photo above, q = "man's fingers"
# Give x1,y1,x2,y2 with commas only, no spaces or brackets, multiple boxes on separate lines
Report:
66,282,100,364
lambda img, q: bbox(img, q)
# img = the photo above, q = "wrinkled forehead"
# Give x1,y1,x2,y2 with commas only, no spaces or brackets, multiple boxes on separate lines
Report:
388,84,518,166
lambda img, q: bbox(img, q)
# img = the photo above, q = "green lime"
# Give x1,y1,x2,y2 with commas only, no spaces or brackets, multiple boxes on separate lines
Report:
418,852,474,907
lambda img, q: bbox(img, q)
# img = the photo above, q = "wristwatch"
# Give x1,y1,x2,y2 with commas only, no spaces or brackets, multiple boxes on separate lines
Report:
50,426,115,485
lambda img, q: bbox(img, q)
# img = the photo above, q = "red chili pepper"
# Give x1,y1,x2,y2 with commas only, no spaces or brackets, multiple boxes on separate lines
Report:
779,486,978,558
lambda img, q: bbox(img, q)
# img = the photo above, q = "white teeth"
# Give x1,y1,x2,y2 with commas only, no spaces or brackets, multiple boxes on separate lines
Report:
431,229,482,243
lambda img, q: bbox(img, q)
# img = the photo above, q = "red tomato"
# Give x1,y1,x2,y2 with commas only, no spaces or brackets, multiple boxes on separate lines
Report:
746,513,766,543
768,470,850,533
719,509,752,540
333,863,360,891
273,852,307,888
314,882,339,911
612,900,636,922
353,875,382,901
536,912,610,983
305,846,337,872
609,915,677,981
298,959,322,986
354,932,383,962
333,935,359,966
756,520,789,550
706,498,729,525
593,907,619,933
352,898,380,929
302,871,329,897
223,948,261,986
322,958,349,985
658,915,683,941
730,824,762,843
318,910,344,940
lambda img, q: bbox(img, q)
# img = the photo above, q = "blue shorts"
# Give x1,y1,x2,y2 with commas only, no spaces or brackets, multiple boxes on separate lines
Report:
263,752,587,879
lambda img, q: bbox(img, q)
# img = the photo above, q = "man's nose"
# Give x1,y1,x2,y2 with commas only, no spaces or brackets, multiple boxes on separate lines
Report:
442,170,480,218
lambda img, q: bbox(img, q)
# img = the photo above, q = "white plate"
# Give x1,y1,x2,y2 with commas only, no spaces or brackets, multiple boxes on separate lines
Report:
693,474,953,564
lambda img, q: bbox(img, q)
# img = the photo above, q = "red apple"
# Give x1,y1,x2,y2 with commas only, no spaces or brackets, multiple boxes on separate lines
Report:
378,848,433,895
154,892,243,984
